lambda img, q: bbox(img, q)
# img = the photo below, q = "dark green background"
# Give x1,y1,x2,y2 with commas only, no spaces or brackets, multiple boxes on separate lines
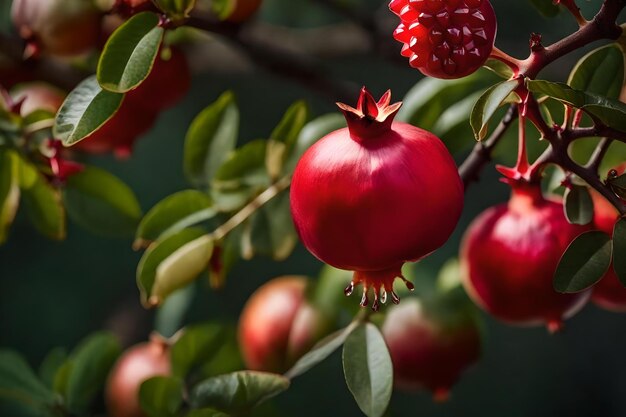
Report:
2,0,626,416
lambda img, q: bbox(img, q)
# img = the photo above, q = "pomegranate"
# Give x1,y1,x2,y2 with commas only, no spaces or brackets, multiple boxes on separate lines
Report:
389,0,497,79
590,168,626,312
11,0,102,57
290,88,464,310
224,0,263,23
238,276,330,373
382,297,481,400
11,82,65,116
105,334,171,417
460,181,590,331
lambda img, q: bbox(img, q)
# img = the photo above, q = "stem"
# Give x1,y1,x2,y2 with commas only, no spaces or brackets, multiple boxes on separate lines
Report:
211,176,291,241
586,137,613,173
515,106,530,175
489,47,523,73
558,0,589,27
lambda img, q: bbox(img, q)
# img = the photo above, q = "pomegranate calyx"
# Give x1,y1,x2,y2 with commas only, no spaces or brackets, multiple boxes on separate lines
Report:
337,87,402,140
346,264,414,312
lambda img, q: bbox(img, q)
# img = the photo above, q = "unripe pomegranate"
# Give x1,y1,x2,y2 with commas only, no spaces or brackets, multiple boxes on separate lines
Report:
460,181,590,331
238,276,330,373
290,88,464,310
382,297,481,400
225,0,263,23
389,0,497,79
106,334,171,417
590,166,626,312
11,0,102,57
11,82,65,116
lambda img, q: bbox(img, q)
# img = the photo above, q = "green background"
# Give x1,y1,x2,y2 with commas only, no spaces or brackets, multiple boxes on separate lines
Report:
2,0,626,416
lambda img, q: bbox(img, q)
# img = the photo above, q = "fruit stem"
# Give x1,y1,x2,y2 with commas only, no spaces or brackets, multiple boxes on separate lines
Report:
488,47,522,75
514,105,530,177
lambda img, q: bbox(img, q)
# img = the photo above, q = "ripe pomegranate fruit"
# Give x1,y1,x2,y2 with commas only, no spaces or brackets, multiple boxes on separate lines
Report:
290,88,464,311
224,0,263,23
238,276,330,373
106,334,171,417
590,167,626,312
11,82,65,116
11,0,102,57
389,0,497,79
382,296,481,401
460,181,590,331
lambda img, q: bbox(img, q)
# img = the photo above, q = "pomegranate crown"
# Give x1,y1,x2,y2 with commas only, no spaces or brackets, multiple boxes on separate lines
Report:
336,87,402,139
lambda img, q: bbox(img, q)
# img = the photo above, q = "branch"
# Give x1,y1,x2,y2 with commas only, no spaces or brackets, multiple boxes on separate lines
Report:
586,137,613,173
566,125,626,143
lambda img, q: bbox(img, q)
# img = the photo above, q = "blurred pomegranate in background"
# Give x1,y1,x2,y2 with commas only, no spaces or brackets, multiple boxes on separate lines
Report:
11,82,65,116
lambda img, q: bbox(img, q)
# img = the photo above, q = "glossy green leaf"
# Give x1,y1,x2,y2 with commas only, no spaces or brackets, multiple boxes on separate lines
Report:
568,44,625,100
471,79,519,140
63,166,142,237
0,149,19,244
483,58,515,80
432,90,484,154
284,113,345,174
190,371,290,414
285,322,357,379
613,218,626,286
342,323,393,417
170,323,225,378
554,231,613,293
54,76,124,146
152,234,214,305
564,185,594,225
266,101,308,179
97,12,164,93
529,0,560,17
21,172,65,241
155,284,196,338
137,228,206,307
136,190,216,248
212,139,270,212
65,332,121,415
0,350,56,410
153,0,197,21
139,376,184,417
184,91,239,188
527,80,626,133
52,360,72,398
38,348,67,390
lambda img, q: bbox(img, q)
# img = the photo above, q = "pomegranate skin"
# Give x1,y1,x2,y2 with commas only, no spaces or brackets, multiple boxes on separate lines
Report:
382,298,481,399
238,276,329,373
460,183,590,330
590,180,626,312
11,82,65,116
105,336,171,417
11,0,102,56
290,88,463,309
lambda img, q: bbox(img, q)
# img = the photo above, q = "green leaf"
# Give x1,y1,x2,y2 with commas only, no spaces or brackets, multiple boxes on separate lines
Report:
64,332,121,415
613,218,626,286
155,284,196,338
342,323,393,417
564,185,594,225
568,44,625,100
63,166,142,237
97,12,164,93
190,371,290,414
470,79,519,140
38,348,67,390
527,80,626,133
54,76,124,146
152,234,214,305
52,361,72,398
483,58,515,80
184,91,239,188
0,350,57,411
139,376,184,417
284,113,345,174
285,323,357,379
153,0,197,22
266,101,308,179
21,172,66,241
210,0,236,20
212,139,270,212
0,149,20,244
432,91,484,154
137,228,206,307
136,190,216,247
554,231,613,293
529,0,560,17
608,172,626,199
170,323,225,378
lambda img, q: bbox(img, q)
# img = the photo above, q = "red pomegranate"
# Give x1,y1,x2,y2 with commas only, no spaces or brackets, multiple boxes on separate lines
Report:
105,334,171,417
382,297,481,401
460,181,590,331
238,276,329,373
389,0,497,79
11,82,65,116
590,167,626,312
290,88,464,310
11,0,102,57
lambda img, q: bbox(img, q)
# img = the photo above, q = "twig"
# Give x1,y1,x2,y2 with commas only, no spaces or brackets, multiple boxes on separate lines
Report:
586,137,613,173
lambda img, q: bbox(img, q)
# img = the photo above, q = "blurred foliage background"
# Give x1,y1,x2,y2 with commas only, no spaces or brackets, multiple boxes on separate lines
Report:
2,0,626,416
